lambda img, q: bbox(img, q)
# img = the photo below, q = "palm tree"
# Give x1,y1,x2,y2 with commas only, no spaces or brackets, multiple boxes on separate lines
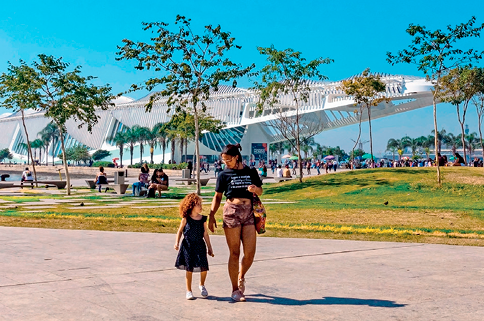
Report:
386,138,409,160
147,124,161,164
442,132,460,155
282,140,294,155
19,142,30,164
417,135,434,159
108,132,127,167
156,124,168,164
38,122,59,166
269,143,279,159
465,132,479,162
30,139,44,164
131,125,150,164
431,128,447,153
300,137,316,159
386,146,398,161
124,127,138,165
402,136,420,156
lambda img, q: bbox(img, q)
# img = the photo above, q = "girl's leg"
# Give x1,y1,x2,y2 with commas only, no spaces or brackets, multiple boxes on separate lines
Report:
200,271,207,286
239,224,257,281
186,271,193,292
224,226,242,291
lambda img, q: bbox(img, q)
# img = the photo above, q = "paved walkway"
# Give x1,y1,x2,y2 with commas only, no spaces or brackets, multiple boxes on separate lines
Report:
0,227,483,320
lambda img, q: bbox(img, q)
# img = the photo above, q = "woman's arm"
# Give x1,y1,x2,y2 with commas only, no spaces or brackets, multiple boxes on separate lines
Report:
174,218,187,250
208,192,223,232
203,222,214,257
248,185,263,196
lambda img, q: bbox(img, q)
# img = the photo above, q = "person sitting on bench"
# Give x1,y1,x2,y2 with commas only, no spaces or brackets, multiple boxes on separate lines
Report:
282,165,292,178
95,166,108,192
148,168,169,198
21,167,33,182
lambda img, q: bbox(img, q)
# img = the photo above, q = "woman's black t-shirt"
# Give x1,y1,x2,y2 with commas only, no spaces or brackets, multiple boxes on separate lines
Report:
215,165,262,199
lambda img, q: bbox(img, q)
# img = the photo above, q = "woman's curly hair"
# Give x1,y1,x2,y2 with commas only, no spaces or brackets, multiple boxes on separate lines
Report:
179,193,202,218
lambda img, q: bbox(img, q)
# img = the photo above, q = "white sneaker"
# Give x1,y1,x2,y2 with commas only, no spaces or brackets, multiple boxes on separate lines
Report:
199,285,208,297
186,291,195,300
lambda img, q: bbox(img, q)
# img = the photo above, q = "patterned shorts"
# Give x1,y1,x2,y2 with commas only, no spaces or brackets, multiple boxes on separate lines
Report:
222,202,254,229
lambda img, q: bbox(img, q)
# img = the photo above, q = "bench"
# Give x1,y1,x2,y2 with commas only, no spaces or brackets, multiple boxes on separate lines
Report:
20,181,67,189
0,183,15,189
97,184,129,195
173,178,210,186
85,179,115,189
274,177,295,183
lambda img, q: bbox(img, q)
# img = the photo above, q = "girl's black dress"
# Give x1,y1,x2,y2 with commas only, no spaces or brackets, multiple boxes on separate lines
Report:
175,215,209,272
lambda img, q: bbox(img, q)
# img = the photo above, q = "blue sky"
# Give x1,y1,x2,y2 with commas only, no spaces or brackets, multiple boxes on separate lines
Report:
1,0,483,155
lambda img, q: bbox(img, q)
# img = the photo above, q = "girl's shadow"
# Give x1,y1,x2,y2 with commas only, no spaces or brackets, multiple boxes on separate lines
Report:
209,294,405,307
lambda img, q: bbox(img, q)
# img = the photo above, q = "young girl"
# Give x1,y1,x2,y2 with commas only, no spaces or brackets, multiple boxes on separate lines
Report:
175,193,214,300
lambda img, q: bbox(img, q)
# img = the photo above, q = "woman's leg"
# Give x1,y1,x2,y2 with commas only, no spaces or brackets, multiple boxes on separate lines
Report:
224,226,242,291
200,271,207,286
186,271,193,292
239,224,257,281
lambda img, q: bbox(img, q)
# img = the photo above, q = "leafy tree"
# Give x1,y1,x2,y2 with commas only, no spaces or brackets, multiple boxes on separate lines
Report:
117,15,252,194
323,146,347,160
92,149,111,161
350,149,365,158
254,46,332,182
440,67,482,162
340,69,388,165
386,145,398,161
431,128,447,153
472,68,484,157
33,54,113,195
269,143,279,159
387,17,484,184
0,61,41,184
0,148,13,162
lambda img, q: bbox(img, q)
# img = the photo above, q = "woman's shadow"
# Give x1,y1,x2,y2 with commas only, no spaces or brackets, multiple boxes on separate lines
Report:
210,294,405,307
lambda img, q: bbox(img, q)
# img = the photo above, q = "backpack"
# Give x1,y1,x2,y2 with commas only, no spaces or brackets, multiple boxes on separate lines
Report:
147,187,156,198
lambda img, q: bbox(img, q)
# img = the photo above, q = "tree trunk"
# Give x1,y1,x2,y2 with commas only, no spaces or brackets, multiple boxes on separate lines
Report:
119,146,123,167
460,122,466,163
179,138,184,163
139,143,143,164
432,95,441,185
150,144,154,164
52,137,55,166
479,115,484,161
350,108,363,170
21,110,38,186
57,123,71,195
171,139,176,163
194,109,201,195
130,145,134,165
367,105,374,167
184,139,188,163
162,141,166,164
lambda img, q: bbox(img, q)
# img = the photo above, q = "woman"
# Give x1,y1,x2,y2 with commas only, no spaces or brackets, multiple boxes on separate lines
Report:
148,168,169,197
132,165,150,196
209,144,262,302
452,153,465,166
95,166,108,192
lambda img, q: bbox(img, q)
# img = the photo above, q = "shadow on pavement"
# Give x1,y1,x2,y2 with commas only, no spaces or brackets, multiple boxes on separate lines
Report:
238,294,407,307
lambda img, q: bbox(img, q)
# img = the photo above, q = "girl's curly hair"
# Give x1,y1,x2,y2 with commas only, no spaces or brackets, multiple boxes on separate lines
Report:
179,193,202,218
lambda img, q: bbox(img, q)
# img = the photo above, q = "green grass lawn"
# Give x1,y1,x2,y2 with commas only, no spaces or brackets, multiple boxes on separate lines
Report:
2,167,484,246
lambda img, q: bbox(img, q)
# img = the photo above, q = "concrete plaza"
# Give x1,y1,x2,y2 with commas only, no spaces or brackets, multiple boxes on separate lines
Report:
0,226,483,320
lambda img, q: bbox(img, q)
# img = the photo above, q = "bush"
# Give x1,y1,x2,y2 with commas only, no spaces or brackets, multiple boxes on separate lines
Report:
93,161,114,168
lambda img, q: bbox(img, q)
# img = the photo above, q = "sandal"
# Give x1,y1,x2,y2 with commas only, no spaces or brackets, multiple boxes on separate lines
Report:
238,278,246,294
